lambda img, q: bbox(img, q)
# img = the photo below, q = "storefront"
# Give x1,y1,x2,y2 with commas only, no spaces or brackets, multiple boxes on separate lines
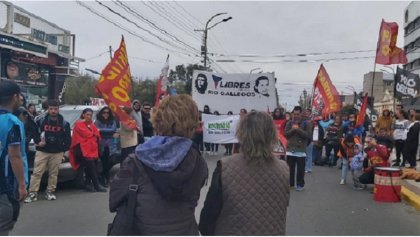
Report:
0,1,83,103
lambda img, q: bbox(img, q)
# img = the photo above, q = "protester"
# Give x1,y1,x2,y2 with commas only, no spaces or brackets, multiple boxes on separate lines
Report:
285,112,292,122
203,105,212,154
285,106,312,191
392,110,409,167
27,103,38,118
376,128,394,153
69,108,106,192
375,109,393,134
350,144,366,190
109,95,208,235
325,115,343,166
272,107,287,141
312,116,325,166
199,111,290,235
94,107,119,187
337,134,361,185
131,100,144,144
25,100,71,203
305,110,314,173
13,107,38,156
0,81,28,235
192,112,204,153
141,101,154,140
120,107,138,163
359,135,390,185
403,109,419,168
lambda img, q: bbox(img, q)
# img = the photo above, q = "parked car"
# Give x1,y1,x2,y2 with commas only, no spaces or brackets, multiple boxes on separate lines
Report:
27,105,121,188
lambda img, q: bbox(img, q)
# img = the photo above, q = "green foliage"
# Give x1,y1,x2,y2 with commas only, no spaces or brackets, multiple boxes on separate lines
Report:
132,79,157,104
63,74,98,105
169,63,205,94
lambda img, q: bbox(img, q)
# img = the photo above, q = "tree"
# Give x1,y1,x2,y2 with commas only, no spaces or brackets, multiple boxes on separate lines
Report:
64,74,98,105
132,78,158,105
169,63,205,94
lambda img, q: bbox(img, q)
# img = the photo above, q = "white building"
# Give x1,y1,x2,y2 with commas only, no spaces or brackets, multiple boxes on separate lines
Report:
404,1,420,76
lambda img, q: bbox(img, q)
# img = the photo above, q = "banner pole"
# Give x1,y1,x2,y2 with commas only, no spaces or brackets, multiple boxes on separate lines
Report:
370,63,377,98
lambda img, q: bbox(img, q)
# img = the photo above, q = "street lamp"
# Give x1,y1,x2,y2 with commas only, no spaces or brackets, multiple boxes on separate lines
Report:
195,13,232,69
85,68,101,75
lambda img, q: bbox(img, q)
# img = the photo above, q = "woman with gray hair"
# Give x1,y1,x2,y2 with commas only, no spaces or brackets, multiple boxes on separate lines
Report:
199,111,290,236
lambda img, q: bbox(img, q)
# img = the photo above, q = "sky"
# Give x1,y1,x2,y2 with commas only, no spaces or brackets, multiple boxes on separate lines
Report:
10,0,410,110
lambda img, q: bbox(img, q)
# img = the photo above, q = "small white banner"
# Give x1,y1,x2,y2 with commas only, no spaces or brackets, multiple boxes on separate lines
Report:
203,114,240,144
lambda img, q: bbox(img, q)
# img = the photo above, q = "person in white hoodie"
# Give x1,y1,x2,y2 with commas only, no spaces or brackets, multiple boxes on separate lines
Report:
392,110,409,167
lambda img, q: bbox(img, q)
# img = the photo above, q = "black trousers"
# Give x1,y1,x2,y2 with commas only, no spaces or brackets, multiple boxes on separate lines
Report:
359,170,374,184
404,146,418,168
211,144,219,152
394,140,405,163
100,146,110,181
287,155,305,187
225,144,233,154
75,144,100,189
325,143,339,165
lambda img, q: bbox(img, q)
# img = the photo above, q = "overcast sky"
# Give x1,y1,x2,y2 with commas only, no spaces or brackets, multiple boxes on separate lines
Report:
12,0,410,110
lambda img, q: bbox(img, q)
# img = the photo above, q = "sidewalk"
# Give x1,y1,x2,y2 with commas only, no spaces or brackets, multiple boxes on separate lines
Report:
400,161,420,210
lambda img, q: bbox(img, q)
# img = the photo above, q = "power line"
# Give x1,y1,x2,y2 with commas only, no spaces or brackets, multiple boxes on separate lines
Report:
172,0,204,26
211,49,376,58
216,55,376,63
95,1,198,56
84,51,109,61
161,1,200,31
141,1,202,42
75,1,192,58
113,0,199,55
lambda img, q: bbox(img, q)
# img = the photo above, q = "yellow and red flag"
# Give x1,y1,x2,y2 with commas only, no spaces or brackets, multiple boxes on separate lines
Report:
356,92,368,128
96,36,136,129
375,19,407,65
154,55,170,108
313,64,341,117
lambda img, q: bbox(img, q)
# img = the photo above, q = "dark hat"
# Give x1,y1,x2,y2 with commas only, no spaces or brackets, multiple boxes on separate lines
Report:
0,80,21,98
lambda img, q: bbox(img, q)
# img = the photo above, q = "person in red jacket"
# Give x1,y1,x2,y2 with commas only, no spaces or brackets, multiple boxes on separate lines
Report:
359,135,390,185
69,108,106,192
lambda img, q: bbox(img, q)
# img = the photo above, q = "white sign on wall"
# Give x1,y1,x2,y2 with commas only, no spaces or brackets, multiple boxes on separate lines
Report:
192,71,277,114
203,114,240,144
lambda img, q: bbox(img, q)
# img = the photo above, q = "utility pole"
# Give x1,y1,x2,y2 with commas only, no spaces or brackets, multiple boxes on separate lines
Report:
195,13,232,70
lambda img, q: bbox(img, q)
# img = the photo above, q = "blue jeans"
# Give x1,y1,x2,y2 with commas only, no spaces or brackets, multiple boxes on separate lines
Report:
305,143,313,172
341,158,349,181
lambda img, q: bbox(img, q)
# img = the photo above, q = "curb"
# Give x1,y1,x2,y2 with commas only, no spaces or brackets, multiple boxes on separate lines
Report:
401,186,420,211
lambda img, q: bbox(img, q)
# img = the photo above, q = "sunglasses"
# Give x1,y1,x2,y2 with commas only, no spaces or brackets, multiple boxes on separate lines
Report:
143,107,151,110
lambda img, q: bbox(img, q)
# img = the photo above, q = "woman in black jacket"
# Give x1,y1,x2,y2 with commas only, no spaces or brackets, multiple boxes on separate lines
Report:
109,95,208,235
403,109,419,168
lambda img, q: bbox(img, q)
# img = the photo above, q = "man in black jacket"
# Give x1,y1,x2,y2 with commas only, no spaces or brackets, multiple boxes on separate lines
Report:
24,100,71,203
141,102,154,139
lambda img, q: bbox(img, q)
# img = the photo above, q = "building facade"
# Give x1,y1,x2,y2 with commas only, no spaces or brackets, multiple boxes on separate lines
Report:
363,71,394,100
0,1,83,102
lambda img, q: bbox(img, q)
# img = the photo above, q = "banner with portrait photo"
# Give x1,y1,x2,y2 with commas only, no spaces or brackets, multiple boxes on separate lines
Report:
192,71,277,114
203,114,240,144
2,60,48,87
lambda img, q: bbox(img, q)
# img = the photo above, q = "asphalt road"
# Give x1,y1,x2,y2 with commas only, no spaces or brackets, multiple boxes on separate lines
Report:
11,152,420,236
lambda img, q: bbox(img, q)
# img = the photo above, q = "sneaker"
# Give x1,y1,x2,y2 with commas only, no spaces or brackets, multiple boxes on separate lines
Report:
24,193,38,203
340,179,345,185
45,191,56,200
295,186,304,191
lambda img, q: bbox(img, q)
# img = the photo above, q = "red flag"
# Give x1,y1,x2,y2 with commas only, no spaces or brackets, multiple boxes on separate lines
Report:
375,19,407,65
313,64,341,117
155,55,170,108
95,36,136,129
356,92,368,127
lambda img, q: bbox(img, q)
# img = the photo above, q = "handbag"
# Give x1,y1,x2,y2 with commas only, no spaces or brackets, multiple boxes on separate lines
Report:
107,158,141,236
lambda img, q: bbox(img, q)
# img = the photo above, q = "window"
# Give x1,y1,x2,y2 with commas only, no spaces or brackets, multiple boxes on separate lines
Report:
405,10,408,23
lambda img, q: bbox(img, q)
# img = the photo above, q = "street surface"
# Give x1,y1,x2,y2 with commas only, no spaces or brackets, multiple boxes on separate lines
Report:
11,152,420,236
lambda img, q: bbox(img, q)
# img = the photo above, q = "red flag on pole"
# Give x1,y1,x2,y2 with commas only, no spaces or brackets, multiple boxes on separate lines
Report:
375,19,407,65
356,92,368,127
313,64,341,117
95,36,136,129
155,55,170,108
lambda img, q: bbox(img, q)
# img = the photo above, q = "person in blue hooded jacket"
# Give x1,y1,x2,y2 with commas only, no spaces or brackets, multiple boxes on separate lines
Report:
109,94,208,235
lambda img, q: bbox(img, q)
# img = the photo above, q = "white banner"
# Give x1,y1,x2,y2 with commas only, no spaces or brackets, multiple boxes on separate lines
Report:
203,114,240,144
192,71,277,114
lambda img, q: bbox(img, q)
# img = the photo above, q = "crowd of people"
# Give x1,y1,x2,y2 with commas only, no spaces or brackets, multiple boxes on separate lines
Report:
1,78,419,235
